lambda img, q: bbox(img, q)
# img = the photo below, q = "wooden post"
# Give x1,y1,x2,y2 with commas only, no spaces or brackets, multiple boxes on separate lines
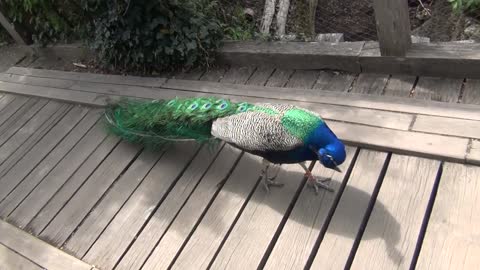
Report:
372,0,412,56
0,7,31,45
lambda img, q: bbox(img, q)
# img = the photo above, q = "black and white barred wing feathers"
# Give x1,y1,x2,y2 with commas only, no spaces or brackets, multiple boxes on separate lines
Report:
211,110,303,152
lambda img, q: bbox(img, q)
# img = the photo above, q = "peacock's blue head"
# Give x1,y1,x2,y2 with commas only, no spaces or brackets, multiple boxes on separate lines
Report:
310,141,346,172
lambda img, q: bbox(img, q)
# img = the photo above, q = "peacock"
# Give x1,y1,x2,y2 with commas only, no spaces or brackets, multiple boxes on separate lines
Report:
103,96,346,193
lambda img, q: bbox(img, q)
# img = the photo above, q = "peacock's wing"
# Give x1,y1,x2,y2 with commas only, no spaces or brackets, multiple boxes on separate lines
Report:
211,110,304,152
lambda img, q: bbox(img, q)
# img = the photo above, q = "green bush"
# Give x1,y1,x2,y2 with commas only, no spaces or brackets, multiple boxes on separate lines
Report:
89,0,223,73
448,0,480,11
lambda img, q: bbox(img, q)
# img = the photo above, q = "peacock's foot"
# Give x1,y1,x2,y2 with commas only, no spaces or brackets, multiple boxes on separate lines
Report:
262,177,285,193
304,171,334,194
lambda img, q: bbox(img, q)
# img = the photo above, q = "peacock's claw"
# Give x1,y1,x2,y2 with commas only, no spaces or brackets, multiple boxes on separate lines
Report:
262,178,285,193
305,172,334,194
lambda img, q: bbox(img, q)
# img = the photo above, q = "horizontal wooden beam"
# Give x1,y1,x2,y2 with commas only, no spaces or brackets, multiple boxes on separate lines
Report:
217,41,480,79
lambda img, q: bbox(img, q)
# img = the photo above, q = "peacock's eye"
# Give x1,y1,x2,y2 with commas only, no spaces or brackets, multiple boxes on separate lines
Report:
237,105,246,112
217,103,228,110
202,103,212,109
188,103,199,110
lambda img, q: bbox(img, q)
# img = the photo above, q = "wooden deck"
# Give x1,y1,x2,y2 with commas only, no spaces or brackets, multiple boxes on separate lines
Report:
0,66,479,270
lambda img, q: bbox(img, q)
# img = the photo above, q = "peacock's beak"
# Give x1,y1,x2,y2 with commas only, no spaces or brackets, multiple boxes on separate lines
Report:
333,165,342,173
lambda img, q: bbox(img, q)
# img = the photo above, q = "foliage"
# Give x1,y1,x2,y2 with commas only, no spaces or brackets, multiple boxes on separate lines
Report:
217,5,256,40
89,0,223,73
448,0,480,12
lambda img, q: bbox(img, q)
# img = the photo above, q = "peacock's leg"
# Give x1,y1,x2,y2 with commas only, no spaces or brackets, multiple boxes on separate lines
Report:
261,159,284,192
299,162,334,194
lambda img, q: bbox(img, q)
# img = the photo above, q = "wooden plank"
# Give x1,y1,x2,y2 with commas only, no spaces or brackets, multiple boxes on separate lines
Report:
467,140,480,165
0,101,63,171
173,68,205,80
383,75,416,97
38,141,141,246
461,79,480,105
164,79,414,130
313,71,356,92
0,96,32,135
0,73,76,89
5,70,480,123
413,77,463,102
351,155,439,269
68,143,209,260
0,243,43,270
11,131,114,230
83,142,201,270
265,68,294,87
284,70,319,89
372,0,411,56
0,105,91,214
350,73,390,95
199,67,227,82
206,162,310,269
263,146,357,269
0,220,93,270
63,149,163,258
0,9,27,45
217,41,363,72
116,145,240,270
170,152,265,269
245,67,274,86
6,66,166,87
310,150,387,269
413,115,480,139
416,163,480,270
359,42,480,79
328,121,468,163
220,66,256,84
0,109,100,218
0,80,108,106
0,94,22,118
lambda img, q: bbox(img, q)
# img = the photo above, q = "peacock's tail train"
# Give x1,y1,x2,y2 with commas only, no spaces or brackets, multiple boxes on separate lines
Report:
103,96,254,148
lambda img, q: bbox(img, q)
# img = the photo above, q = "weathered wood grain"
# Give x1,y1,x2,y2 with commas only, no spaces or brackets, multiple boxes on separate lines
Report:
284,70,319,89
360,42,480,79
327,121,469,163
350,73,389,95
83,142,201,270
125,145,241,270
6,66,166,87
412,115,480,139
413,77,463,102
372,0,411,56
0,220,93,270
173,68,205,80
265,68,294,87
0,243,43,270
217,41,364,72
310,150,387,269
0,73,76,89
0,107,96,217
467,140,480,165
313,71,356,92
199,67,227,82
0,97,40,137
0,101,65,175
416,163,480,270
207,162,311,269
0,95,30,129
461,79,480,105
245,67,274,86
39,141,141,245
220,66,256,84
63,149,162,258
170,152,263,270
351,155,439,269
12,133,115,230
383,75,416,97
263,146,357,269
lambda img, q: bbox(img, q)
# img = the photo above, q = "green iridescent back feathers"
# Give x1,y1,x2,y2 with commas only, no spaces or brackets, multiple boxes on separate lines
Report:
104,97,255,148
